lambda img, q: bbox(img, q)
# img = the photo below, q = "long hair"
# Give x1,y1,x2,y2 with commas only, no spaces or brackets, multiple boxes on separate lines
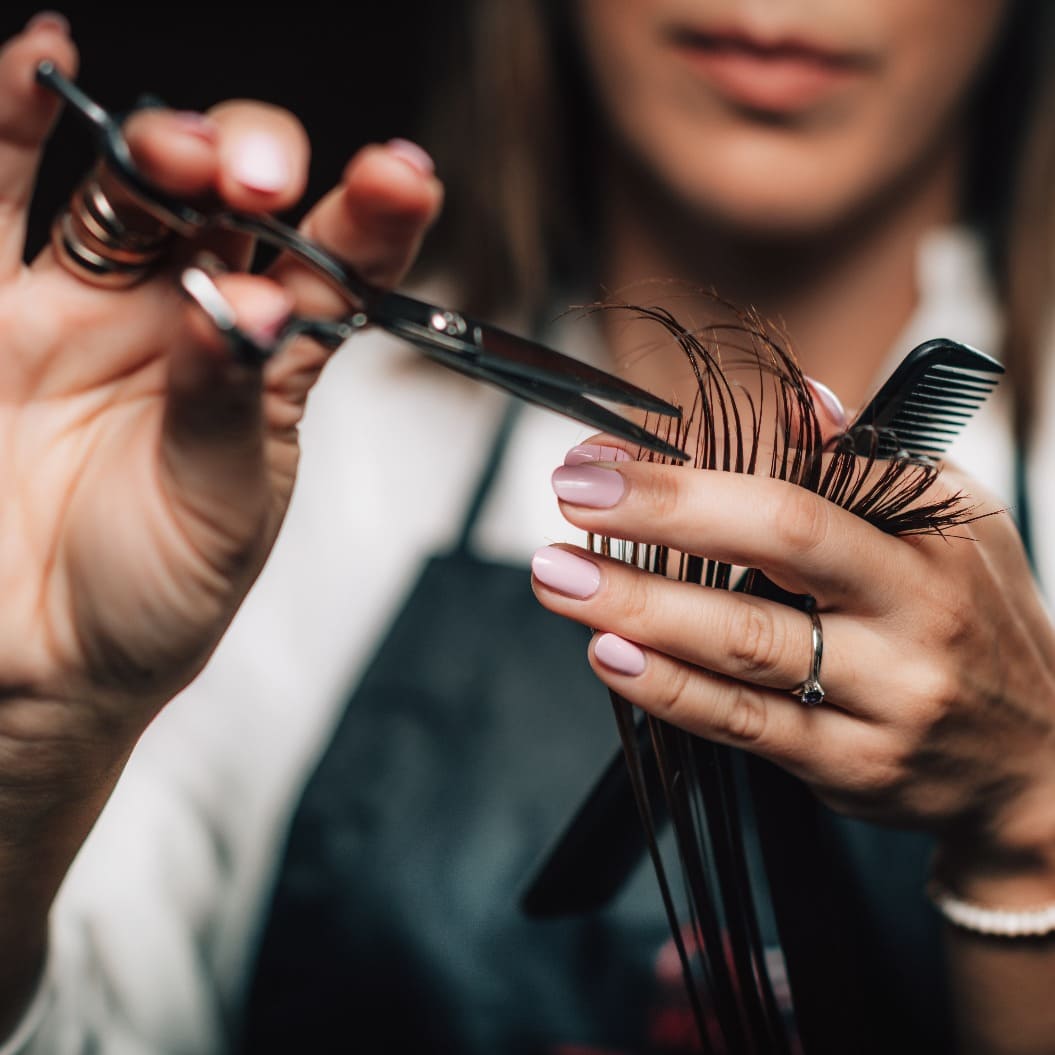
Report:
415,0,1055,447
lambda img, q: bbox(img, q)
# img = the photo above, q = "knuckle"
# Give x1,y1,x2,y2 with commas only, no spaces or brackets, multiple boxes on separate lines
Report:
770,486,830,556
719,684,768,744
911,664,961,725
618,570,652,626
638,468,681,523
651,662,694,723
928,594,975,651
848,735,908,799
871,748,910,796
723,603,784,679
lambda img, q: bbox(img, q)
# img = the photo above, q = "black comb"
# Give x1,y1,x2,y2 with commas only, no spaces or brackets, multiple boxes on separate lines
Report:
520,337,1004,918
847,338,1003,458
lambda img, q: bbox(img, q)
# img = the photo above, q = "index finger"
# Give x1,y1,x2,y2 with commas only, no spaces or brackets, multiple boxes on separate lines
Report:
267,139,443,319
550,460,918,609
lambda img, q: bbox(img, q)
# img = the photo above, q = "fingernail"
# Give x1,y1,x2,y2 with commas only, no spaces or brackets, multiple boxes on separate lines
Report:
230,134,291,193
171,111,220,144
386,138,435,177
190,250,229,277
26,11,70,34
564,444,632,466
244,292,294,345
594,633,646,676
551,464,625,508
805,376,847,430
531,546,600,599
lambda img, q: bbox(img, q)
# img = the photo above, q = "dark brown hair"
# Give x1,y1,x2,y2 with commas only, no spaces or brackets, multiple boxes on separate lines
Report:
417,0,1055,445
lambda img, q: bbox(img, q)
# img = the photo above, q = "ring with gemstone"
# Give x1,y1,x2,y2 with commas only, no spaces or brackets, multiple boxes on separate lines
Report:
792,596,825,706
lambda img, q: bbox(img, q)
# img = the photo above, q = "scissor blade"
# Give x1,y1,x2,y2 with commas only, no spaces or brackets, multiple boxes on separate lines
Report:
473,318,681,417
386,321,687,459
502,379,688,461
371,291,681,418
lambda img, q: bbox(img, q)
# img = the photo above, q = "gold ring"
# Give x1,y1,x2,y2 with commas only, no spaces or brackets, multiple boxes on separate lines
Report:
50,166,173,289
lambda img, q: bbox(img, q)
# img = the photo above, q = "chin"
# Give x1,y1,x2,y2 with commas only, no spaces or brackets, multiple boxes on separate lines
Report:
638,130,886,242
683,181,864,241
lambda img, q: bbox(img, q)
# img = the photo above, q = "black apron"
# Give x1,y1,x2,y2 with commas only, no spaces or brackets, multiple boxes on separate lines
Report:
241,404,699,1053
241,402,980,1054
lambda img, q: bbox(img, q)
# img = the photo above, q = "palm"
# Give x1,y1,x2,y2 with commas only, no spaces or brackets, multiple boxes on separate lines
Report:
0,264,297,722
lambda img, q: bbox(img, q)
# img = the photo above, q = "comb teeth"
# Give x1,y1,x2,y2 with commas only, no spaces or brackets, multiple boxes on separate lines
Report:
848,339,1003,459
898,403,975,421
921,379,998,396
885,367,998,456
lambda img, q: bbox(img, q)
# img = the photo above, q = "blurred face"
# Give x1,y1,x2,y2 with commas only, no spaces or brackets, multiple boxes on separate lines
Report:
574,0,1012,236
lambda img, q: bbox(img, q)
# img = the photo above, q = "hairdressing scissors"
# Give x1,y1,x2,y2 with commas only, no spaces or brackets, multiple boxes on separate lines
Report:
35,61,687,461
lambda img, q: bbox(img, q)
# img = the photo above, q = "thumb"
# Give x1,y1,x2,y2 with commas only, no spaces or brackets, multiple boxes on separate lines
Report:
162,272,294,565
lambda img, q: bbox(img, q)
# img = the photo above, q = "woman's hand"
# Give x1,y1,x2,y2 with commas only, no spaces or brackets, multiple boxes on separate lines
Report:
0,15,441,1031
0,15,443,776
531,442,1055,905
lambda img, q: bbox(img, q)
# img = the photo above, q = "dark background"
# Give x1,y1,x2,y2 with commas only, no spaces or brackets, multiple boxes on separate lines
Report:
2,4,440,259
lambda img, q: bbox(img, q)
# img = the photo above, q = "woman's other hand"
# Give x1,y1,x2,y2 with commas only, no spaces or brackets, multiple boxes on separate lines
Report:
0,14,443,778
532,442,1055,908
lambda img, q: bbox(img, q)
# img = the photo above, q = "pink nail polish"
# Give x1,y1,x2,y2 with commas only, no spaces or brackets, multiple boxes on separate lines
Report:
386,138,435,177
551,465,625,508
246,313,290,346
804,376,847,430
244,294,294,345
531,546,600,599
26,11,70,34
230,134,291,193
594,633,646,676
564,444,632,466
171,111,220,144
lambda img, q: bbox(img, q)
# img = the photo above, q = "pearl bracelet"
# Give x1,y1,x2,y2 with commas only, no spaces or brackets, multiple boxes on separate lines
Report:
927,880,1055,937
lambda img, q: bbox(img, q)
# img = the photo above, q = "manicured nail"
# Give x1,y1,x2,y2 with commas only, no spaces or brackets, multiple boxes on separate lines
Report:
564,444,632,466
594,633,646,676
230,134,291,193
805,376,847,430
26,11,70,34
551,465,625,508
171,111,220,144
386,138,435,177
531,546,600,599
244,291,295,345
190,250,229,277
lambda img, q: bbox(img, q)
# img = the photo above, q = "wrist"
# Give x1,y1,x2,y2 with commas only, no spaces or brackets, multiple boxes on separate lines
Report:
934,783,1055,907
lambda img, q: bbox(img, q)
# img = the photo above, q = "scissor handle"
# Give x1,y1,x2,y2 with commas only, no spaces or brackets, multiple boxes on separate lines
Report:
36,61,383,309
36,59,686,454
215,212,376,308
37,60,212,236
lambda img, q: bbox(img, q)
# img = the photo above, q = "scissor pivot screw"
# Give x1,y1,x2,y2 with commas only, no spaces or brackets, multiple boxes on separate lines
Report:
429,310,467,337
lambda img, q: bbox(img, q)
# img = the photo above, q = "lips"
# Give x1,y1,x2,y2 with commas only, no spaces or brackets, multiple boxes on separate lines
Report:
667,26,873,114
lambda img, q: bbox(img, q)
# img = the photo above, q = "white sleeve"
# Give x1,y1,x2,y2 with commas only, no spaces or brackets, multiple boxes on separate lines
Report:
1,752,232,1055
